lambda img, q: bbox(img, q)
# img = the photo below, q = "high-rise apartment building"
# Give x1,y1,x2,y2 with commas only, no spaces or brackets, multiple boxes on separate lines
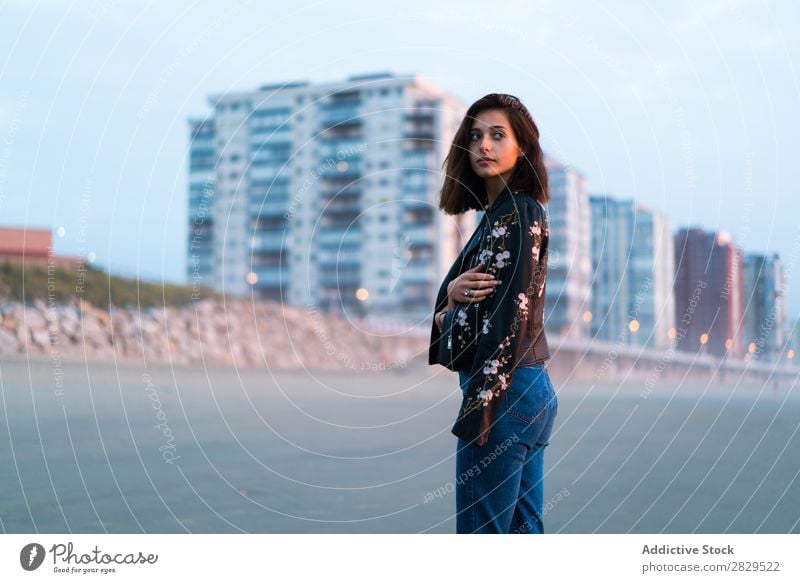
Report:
742,252,786,360
673,227,744,357
589,195,675,348
545,157,591,340
187,73,469,320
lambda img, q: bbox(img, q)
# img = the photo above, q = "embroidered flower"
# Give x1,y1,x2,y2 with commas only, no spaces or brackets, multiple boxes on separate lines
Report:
494,249,511,268
491,225,507,237
530,221,541,237
481,315,491,335
456,308,468,326
516,292,529,318
497,373,510,390
478,389,493,405
483,358,500,375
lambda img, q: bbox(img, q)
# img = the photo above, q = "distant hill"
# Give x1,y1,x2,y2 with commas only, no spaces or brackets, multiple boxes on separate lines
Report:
0,260,220,309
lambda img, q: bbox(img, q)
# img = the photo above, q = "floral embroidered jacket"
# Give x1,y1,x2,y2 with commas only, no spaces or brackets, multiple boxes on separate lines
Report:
428,186,551,446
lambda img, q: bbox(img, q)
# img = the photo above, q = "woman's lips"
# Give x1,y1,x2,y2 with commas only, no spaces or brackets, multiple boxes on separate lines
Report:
477,158,494,165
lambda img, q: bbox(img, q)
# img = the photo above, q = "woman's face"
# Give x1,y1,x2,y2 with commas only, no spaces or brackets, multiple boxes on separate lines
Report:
468,108,521,182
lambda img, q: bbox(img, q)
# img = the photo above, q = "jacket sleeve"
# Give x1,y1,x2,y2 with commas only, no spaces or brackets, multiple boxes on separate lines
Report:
460,201,545,411
429,217,487,366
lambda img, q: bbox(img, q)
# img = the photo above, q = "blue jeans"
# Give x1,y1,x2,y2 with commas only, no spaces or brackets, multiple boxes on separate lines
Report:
455,363,558,534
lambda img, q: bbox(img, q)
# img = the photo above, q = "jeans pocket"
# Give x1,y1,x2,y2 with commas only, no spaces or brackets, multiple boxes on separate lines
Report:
504,366,550,424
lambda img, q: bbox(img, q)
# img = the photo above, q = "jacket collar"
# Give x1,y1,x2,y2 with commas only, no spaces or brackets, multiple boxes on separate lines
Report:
485,183,514,215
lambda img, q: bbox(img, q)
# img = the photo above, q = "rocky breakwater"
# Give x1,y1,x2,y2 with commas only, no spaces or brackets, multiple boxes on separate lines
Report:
0,298,429,371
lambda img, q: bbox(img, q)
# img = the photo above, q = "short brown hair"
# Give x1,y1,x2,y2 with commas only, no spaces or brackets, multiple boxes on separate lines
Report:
439,93,549,215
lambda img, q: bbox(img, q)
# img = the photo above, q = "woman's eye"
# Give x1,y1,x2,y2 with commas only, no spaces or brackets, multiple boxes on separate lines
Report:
493,131,503,139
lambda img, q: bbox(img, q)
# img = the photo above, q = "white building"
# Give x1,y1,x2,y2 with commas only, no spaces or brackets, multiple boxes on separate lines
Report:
742,252,786,361
545,157,592,340
589,195,675,348
188,72,470,321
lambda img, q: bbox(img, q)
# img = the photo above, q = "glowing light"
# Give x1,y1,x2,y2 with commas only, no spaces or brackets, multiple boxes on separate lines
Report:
788,350,795,360
668,327,677,340
748,343,757,354
628,319,640,332
356,288,369,301
700,333,709,345
582,311,592,323
337,161,348,172
246,272,258,285
725,338,733,350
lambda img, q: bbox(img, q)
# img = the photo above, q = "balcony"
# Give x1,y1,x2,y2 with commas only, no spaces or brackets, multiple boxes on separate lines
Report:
402,149,437,170
250,232,286,252
318,103,362,129
317,249,360,266
249,199,289,217
319,270,361,287
317,137,364,158
318,158,363,179
404,110,436,124
320,185,362,201
316,228,361,247
322,199,360,216
402,261,435,283
403,196,430,210
404,223,434,245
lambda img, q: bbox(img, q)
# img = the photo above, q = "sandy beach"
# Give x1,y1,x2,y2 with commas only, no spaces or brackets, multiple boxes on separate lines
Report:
1,354,798,533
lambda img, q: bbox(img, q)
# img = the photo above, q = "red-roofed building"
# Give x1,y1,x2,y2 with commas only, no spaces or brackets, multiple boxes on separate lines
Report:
0,226,83,269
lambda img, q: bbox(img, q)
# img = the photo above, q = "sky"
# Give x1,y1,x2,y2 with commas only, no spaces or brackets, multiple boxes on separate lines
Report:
1,0,799,315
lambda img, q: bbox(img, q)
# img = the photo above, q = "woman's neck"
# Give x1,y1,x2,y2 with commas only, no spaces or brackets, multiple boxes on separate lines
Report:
483,176,508,208
484,174,511,208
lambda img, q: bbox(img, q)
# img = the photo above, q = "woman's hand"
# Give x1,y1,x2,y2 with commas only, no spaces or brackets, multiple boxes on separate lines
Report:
434,310,447,331
446,262,498,309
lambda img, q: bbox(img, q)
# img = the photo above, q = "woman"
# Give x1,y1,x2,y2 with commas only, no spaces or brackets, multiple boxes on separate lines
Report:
428,93,558,534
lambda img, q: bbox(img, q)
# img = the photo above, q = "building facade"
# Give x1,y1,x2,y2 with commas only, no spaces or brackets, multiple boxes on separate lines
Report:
673,227,744,357
0,226,82,269
188,73,469,320
589,195,675,348
742,252,786,361
544,157,592,340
